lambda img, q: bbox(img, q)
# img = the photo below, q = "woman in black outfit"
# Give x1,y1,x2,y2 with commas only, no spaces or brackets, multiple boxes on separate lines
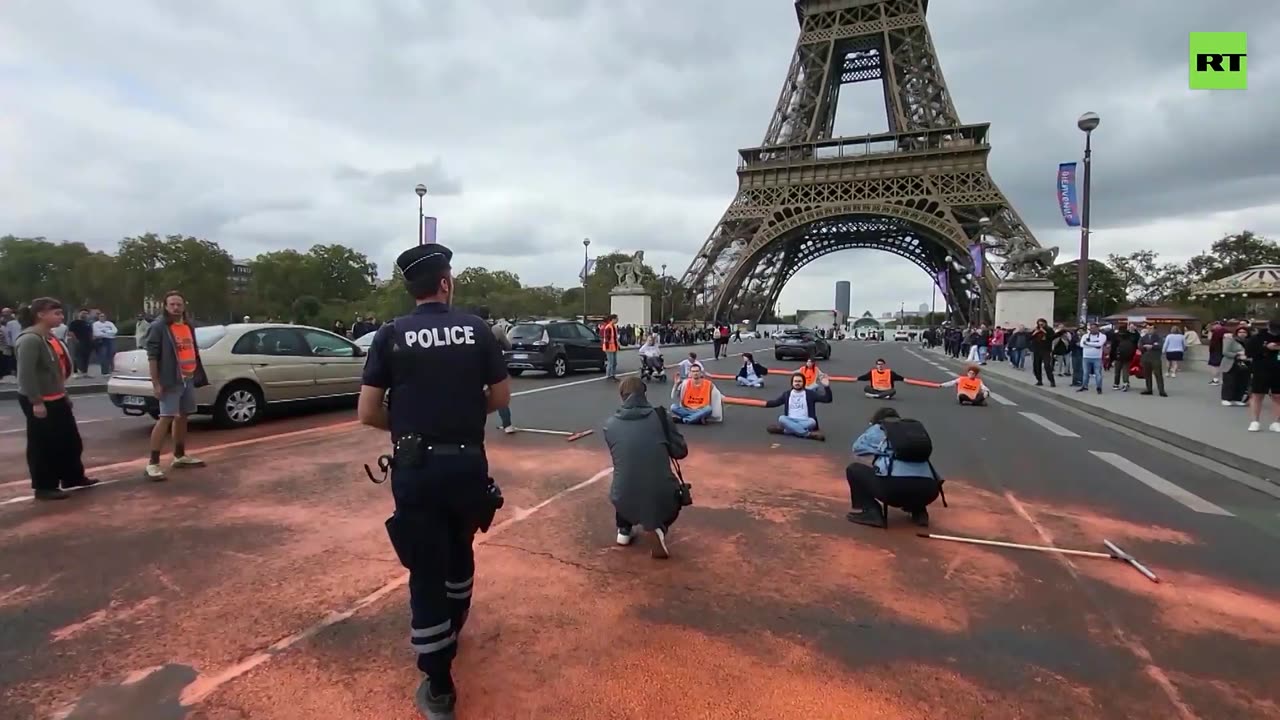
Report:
1029,318,1055,388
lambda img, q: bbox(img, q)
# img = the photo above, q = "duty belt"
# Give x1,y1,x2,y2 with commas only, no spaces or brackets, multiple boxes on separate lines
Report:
364,436,485,484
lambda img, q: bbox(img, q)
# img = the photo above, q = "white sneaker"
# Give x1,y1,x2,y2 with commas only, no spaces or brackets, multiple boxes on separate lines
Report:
145,464,167,481
650,528,670,559
1270,422,1280,433
171,455,205,468
1233,401,1248,407
1222,400,1233,406
616,527,634,546
503,425,516,434
1247,421,1261,432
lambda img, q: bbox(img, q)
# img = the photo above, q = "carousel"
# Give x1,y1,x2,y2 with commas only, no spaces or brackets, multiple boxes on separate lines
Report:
1188,264,1280,322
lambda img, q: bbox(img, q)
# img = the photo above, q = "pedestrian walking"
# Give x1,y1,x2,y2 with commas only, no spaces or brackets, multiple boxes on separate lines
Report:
143,291,208,480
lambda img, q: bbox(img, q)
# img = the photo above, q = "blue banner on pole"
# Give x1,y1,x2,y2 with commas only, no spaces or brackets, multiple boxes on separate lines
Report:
968,243,984,276
1057,162,1081,227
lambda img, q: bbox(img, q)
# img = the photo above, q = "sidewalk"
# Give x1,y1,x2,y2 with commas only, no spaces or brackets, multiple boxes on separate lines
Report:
928,349,1280,484
0,371,110,401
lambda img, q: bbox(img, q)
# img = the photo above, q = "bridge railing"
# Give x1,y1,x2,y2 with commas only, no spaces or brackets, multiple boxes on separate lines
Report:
738,123,990,169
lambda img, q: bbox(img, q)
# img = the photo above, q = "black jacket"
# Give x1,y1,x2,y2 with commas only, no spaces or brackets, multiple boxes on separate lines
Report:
763,385,833,429
736,361,768,380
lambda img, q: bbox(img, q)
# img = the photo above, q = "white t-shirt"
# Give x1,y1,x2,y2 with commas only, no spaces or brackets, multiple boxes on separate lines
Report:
786,390,809,420
744,364,758,382
1081,331,1106,359
92,320,118,339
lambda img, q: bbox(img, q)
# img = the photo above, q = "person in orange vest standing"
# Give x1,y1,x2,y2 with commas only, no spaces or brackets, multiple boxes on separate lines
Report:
600,314,620,381
856,358,905,399
13,297,99,500
939,365,990,405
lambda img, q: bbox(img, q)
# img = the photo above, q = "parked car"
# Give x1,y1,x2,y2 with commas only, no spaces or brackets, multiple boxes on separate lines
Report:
504,320,606,378
774,329,831,361
893,330,911,342
355,330,377,349
107,323,366,427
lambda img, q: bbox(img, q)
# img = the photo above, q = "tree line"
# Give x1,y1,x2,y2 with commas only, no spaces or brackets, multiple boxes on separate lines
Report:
0,234,694,328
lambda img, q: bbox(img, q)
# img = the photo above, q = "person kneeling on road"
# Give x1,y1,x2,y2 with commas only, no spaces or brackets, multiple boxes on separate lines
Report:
669,364,722,424
736,352,767,387
764,372,832,441
939,365,989,405
857,358,904,399
845,407,943,528
604,377,689,559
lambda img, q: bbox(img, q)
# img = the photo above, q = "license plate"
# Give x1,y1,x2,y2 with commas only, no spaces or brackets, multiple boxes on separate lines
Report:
122,395,147,407
512,354,528,359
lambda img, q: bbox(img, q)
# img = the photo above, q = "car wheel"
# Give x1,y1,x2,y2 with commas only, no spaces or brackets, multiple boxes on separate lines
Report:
508,369,524,377
214,382,264,428
775,353,784,361
551,356,568,378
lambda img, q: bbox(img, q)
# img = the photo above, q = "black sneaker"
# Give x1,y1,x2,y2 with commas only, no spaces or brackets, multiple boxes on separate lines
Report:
1096,387,1102,394
1140,390,1153,396
63,477,100,489
1076,386,1088,392
911,510,930,527
846,509,885,528
415,678,457,720
1111,384,1120,390
650,528,670,560
34,489,70,500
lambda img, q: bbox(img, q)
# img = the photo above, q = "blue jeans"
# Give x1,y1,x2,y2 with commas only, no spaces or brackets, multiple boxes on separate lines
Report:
605,351,617,378
1009,348,1025,369
1082,357,1103,390
670,404,712,424
95,338,115,375
977,346,988,363
736,376,762,387
777,415,816,436
497,407,512,428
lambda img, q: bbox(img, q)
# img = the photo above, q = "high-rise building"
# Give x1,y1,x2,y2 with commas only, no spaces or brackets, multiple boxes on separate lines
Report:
835,281,851,324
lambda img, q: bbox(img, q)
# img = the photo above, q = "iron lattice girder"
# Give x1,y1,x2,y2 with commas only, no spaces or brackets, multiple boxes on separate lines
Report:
682,0,1044,325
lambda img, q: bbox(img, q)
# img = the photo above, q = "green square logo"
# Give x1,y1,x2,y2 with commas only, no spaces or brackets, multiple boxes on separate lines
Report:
1189,32,1247,89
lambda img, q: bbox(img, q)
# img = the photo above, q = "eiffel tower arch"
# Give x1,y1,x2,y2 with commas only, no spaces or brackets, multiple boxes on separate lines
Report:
679,0,1051,326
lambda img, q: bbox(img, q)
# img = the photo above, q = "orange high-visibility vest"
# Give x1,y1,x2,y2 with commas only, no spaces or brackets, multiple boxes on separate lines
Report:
681,379,711,409
600,323,618,352
799,366,818,386
957,376,982,399
42,337,72,401
870,368,893,391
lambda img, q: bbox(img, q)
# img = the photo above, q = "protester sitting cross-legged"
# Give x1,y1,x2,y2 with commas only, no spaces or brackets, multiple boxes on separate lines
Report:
797,357,823,390
604,377,689,559
845,407,943,528
763,372,832,441
669,364,722,424
857,358,904,399
938,365,990,405
736,352,767,387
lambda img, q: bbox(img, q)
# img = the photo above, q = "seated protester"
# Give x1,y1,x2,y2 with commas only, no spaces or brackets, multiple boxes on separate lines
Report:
677,352,702,380
797,357,824,390
846,407,942,528
604,377,688,559
638,333,664,380
764,372,832,441
669,364,723,424
736,352,768,387
857,358,904,399
939,365,990,405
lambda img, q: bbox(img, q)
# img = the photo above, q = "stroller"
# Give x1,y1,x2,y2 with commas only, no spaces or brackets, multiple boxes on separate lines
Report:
640,353,667,382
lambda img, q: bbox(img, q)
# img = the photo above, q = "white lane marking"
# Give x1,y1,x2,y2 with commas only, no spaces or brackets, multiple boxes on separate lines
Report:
987,391,1016,406
0,349,771,502
1089,451,1234,516
1019,412,1080,437
170,466,613,708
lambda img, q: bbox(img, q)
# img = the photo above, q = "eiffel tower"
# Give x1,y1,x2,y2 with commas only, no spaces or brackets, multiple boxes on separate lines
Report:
679,0,1051,325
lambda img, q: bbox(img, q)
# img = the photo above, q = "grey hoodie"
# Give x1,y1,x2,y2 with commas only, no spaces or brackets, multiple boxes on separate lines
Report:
144,319,209,390
602,392,689,529
15,328,70,401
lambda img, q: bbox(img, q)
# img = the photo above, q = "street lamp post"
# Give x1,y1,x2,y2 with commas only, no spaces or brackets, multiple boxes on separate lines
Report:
660,263,667,322
582,238,591,321
1076,111,1100,324
976,215,990,325
414,184,427,245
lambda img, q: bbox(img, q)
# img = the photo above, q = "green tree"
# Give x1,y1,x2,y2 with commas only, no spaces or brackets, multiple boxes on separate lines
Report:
307,244,377,301
1046,260,1127,320
1105,250,1186,306
116,233,233,319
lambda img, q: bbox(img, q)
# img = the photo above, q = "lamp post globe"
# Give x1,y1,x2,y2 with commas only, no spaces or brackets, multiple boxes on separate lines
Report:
414,183,427,198
1077,112,1100,133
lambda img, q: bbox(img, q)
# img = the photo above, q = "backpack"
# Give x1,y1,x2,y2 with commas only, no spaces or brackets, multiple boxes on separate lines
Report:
882,419,932,463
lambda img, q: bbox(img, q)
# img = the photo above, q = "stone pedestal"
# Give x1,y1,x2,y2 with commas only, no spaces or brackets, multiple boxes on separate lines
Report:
994,278,1056,329
610,291,652,327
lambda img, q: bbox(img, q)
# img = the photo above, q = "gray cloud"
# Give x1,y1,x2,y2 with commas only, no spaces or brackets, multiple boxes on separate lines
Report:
0,0,1276,316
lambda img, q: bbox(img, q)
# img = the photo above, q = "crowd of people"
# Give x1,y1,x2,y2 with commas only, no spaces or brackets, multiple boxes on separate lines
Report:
920,317,1280,432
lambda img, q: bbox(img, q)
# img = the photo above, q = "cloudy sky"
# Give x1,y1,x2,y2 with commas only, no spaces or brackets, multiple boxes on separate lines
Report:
2,1,1276,317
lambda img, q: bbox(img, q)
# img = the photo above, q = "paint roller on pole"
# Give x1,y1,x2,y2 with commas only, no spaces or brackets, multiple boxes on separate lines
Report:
919,532,1159,583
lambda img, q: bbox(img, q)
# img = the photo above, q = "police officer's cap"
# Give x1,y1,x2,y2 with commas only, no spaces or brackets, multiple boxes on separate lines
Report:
397,243,453,293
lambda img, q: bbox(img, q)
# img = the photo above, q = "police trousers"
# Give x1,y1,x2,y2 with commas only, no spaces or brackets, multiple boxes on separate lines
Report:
385,451,491,677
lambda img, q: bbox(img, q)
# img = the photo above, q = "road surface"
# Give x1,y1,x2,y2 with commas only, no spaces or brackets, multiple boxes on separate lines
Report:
1,340,1277,719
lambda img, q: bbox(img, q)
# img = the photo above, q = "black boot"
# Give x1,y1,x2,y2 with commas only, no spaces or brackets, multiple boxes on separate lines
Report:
846,506,885,528
34,488,70,501
911,509,930,527
415,676,457,720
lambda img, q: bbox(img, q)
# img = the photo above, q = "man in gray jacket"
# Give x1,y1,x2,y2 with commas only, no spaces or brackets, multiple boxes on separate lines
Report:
603,377,689,559
144,291,210,480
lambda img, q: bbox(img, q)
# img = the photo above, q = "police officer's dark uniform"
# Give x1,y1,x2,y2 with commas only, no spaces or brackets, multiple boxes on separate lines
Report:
361,243,508,719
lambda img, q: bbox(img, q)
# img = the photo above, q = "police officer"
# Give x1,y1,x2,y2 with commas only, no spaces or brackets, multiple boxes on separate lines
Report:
357,243,511,719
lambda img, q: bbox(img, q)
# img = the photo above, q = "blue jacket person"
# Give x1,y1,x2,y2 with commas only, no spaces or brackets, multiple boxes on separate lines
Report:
357,243,511,719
